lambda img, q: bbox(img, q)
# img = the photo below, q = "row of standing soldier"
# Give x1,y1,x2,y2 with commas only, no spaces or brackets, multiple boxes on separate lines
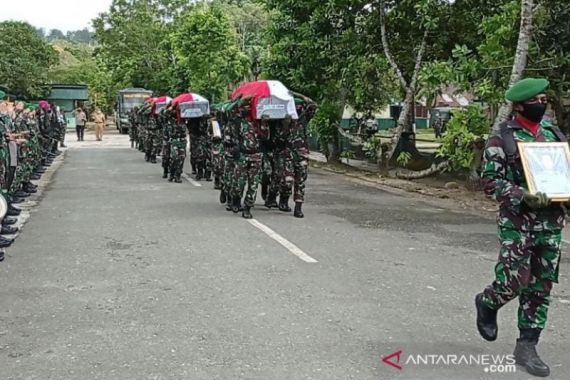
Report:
0,93,67,261
126,95,316,219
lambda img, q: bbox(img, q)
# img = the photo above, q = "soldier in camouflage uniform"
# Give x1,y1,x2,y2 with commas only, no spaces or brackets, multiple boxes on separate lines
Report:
210,110,224,190
160,105,172,178
220,102,240,210
145,105,162,164
186,117,212,181
167,106,187,183
476,78,564,378
232,98,263,219
289,100,316,218
264,117,294,212
129,107,139,149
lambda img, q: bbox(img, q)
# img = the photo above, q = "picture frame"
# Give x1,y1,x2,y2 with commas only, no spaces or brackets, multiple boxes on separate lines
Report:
518,142,570,202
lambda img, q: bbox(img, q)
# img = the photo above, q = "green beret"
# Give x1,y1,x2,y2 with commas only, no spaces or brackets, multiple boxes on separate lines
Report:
0,90,5,99
505,78,549,102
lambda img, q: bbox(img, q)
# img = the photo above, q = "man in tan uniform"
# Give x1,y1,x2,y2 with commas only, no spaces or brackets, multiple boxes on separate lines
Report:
93,108,106,141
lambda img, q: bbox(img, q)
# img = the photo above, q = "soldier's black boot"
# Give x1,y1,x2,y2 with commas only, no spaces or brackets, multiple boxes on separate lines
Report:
168,176,174,182
261,182,268,201
278,196,291,212
1,226,18,235
475,293,498,341
514,329,550,377
294,202,304,218
175,176,182,183
145,152,150,162
231,196,241,214
0,250,4,262
196,168,203,181
150,155,157,164
2,217,18,226
226,195,232,211
0,237,14,248
205,170,212,182
214,176,222,190
163,167,168,179
265,194,278,209
191,163,197,175
219,190,227,204
242,205,253,219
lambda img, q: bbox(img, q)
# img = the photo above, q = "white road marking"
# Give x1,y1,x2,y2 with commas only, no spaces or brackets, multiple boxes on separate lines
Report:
182,173,202,187
247,219,318,263
563,239,570,245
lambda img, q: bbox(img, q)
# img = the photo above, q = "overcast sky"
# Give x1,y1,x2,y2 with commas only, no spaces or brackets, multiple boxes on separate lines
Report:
1,0,113,32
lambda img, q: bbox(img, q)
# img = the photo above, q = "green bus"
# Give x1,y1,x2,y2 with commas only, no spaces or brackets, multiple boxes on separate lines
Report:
116,88,153,134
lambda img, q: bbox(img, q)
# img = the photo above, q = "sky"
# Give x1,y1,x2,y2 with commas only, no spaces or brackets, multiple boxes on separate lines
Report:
0,0,113,32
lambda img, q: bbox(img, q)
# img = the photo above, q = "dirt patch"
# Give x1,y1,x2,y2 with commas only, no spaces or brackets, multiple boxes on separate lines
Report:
310,160,498,218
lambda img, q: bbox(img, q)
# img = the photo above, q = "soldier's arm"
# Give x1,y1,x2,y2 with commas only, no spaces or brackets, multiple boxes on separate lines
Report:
480,135,524,212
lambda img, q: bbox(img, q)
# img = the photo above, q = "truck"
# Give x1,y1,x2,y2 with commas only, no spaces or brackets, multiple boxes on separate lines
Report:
116,88,153,134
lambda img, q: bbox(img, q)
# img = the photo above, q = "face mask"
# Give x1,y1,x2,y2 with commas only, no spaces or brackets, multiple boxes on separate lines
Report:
521,103,547,123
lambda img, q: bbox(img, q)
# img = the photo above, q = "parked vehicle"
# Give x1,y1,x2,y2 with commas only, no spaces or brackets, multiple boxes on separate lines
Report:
116,88,153,134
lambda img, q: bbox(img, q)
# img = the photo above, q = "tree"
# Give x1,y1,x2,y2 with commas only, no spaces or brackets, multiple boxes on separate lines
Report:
170,4,247,102
47,28,66,41
0,21,59,98
93,0,177,95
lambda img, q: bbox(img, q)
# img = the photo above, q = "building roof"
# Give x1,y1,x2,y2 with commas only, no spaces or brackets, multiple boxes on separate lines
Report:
48,84,89,101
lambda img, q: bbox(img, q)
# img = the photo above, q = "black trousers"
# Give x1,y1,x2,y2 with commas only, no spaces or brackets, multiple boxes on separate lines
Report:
76,125,85,141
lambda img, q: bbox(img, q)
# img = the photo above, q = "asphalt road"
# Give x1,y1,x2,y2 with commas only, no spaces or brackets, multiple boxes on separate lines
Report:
0,130,568,380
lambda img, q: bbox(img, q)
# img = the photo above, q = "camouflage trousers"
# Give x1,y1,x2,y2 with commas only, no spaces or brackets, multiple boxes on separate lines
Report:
145,130,161,157
162,143,171,170
138,129,146,152
212,144,224,181
268,148,294,198
189,137,199,168
234,154,262,207
223,155,236,196
169,140,187,179
293,155,309,203
195,137,212,172
482,227,562,330
129,126,138,144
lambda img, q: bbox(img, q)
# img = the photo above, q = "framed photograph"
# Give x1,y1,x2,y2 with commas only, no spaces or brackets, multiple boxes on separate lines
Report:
518,142,570,202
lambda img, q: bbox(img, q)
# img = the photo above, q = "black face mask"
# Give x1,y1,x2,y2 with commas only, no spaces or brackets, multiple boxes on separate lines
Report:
521,103,547,123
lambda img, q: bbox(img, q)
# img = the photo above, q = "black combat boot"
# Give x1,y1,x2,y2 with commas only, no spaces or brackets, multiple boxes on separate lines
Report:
10,198,25,205
191,163,197,175
163,167,168,179
475,293,498,341
145,152,150,162
231,196,242,214
196,168,203,181
0,237,14,248
261,182,268,201
278,196,291,212
204,170,212,182
31,174,41,180
220,190,227,204
150,155,157,164
0,250,4,262
168,176,174,182
294,202,304,218
14,191,30,198
226,196,233,211
514,329,550,377
1,226,18,235
175,176,182,183
2,217,17,226
242,205,253,219
214,176,222,190
265,194,278,208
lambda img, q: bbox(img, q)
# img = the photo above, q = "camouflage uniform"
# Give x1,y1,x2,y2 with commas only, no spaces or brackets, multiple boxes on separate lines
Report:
268,120,294,200
187,118,211,179
160,110,171,177
233,118,262,207
128,109,139,148
167,111,187,182
481,119,565,330
145,114,161,163
289,119,310,203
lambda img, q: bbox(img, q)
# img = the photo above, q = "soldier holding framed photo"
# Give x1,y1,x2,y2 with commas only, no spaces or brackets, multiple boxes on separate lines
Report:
475,78,567,377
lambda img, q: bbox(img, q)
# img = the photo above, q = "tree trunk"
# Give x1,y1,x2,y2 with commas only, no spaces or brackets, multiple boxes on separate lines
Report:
395,161,449,179
552,91,570,135
491,0,535,130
